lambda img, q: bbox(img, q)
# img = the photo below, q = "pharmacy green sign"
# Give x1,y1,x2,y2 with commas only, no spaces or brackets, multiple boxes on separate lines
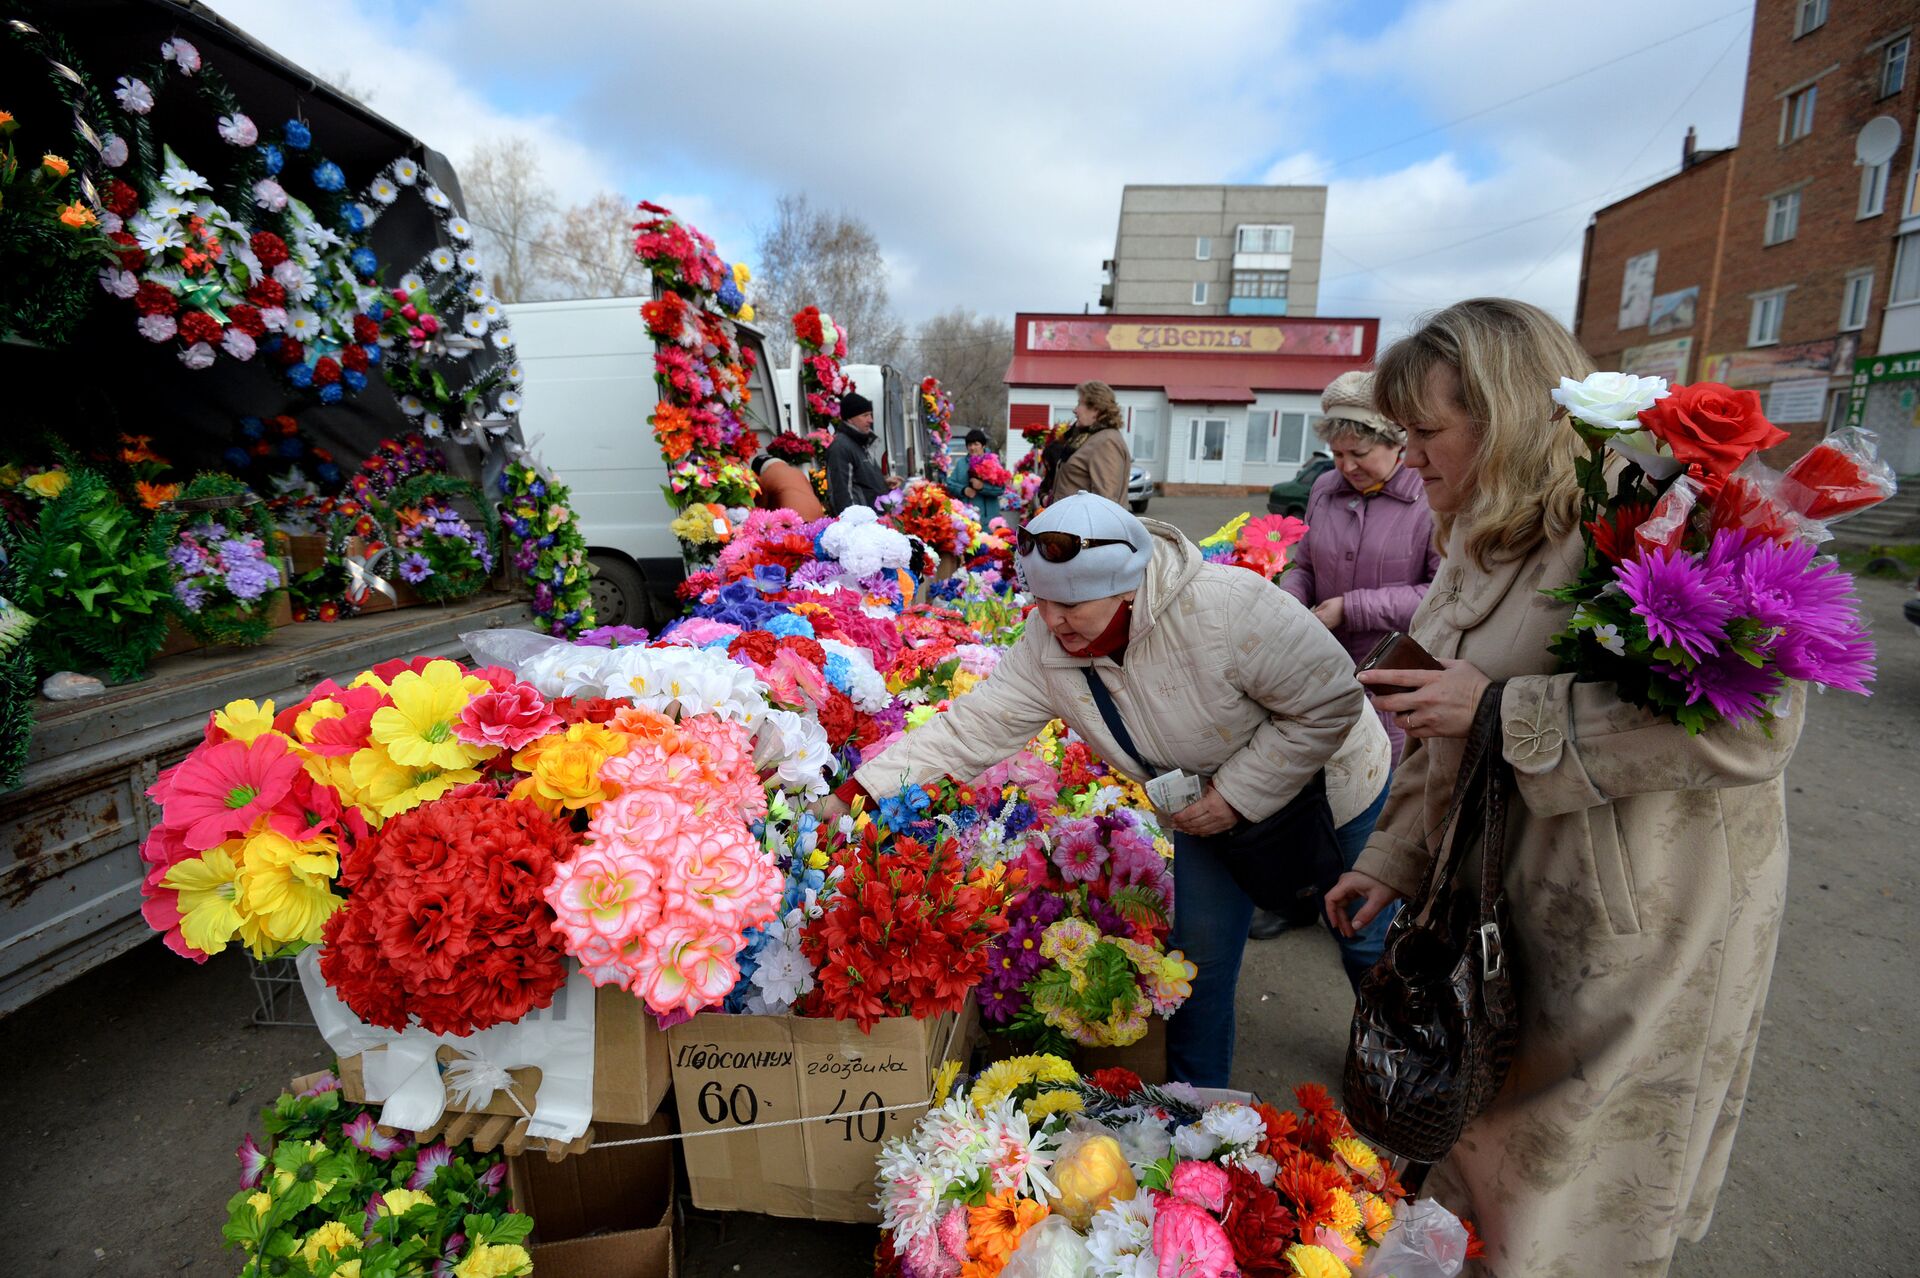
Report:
1842,353,1920,429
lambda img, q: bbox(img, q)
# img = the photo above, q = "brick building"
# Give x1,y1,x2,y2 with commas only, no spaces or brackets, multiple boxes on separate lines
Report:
1575,0,1920,469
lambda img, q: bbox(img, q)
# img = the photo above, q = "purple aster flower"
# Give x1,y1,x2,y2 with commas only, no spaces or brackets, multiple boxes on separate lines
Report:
215,536,278,600
173,581,208,612
1734,536,1864,639
790,560,841,589
1655,652,1783,725
398,552,433,584
579,624,651,648
1615,547,1733,662
1769,627,1876,695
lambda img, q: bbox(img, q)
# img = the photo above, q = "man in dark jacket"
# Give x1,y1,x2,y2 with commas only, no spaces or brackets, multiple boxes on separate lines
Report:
824,392,889,514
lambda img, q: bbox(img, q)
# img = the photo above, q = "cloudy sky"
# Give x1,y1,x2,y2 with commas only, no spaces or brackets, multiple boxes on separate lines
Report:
205,0,1752,341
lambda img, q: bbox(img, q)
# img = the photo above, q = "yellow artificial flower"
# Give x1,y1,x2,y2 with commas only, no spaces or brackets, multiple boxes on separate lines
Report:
510,721,626,815
41,153,69,176
347,745,478,822
247,1191,272,1218
163,846,244,956
369,659,495,770
930,1059,962,1105
1047,1133,1136,1229
669,505,722,545
732,261,751,286
970,1054,1079,1113
23,469,69,499
737,304,755,323
1357,1191,1395,1241
332,1263,362,1278
1331,1136,1382,1181
948,669,980,698
301,1220,357,1265
0,463,20,487
1022,1090,1084,1124
214,698,279,743
377,1188,434,1216
235,828,342,951
452,1242,532,1278
1329,1188,1363,1235
1284,1243,1352,1278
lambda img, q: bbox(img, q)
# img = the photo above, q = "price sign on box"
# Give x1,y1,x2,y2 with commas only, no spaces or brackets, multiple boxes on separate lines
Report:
668,1002,976,1223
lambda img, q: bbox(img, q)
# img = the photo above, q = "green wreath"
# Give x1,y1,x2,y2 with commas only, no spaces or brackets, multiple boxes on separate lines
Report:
164,473,284,647
0,558,39,792
377,474,500,604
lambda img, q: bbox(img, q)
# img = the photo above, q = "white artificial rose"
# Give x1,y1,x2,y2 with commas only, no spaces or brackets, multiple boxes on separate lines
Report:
1550,371,1670,435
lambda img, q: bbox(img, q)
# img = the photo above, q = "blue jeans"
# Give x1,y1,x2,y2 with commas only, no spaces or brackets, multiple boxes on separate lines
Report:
1166,782,1393,1087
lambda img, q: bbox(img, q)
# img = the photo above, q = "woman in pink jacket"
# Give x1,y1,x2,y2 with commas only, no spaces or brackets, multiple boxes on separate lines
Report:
1251,371,1438,950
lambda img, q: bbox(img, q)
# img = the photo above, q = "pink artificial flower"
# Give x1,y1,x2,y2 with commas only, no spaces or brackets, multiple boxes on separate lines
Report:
678,716,767,821
236,1133,268,1188
455,682,563,751
546,842,664,955
661,617,742,647
661,820,780,932
1051,822,1109,884
1168,1160,1231,1213
342,1112,408,1158
160,734,303,850
589,784,689,848
469,665,519,692
408,1141,454,1190
1151,1197,1238,1278
635,917,743,1017
267,768,369,846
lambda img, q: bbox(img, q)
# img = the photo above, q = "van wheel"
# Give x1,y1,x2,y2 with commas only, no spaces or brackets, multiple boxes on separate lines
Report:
587,554,657,630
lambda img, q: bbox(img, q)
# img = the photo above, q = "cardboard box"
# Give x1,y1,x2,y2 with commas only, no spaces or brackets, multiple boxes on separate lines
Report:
511,1113,676,1278
340,984,671,1128
667,1003,977,1223
1076,1016,1168,1085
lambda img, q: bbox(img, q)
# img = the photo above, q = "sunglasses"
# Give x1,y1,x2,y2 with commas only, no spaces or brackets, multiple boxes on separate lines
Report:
1016,527,1138,563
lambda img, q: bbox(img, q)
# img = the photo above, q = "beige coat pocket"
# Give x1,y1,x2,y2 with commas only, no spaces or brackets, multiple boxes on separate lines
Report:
1584,806,1642,935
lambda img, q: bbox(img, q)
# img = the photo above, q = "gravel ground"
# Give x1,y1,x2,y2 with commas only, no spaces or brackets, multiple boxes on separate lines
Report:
3,492,1912,1276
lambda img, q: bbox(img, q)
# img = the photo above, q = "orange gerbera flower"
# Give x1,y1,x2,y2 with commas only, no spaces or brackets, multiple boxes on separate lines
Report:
652,403,694,456
119,434,164,464
1254,1101,1300,1155
964,1190,1048,1277
136,480,182,509
1275,1149,1350,1233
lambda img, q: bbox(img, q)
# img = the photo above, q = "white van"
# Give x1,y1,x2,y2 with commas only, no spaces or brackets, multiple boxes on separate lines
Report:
505,296,780,627
772,359,936,482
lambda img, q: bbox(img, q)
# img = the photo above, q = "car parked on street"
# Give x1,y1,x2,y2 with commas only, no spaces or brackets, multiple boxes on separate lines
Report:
1128,464,1153,513
1267,455,1334,516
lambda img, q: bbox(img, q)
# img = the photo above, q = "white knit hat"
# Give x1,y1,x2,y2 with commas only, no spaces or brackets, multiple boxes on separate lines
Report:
1319,370,1404,445
1017,494,1153,604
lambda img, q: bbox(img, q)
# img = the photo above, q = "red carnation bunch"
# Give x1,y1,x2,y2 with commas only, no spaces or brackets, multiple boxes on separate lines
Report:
178,311,223,346
104,178,140,218
353,314,381,345
275,339,306,367
792,306,826,349
800,826,1007,1031
248,279,287,309
642,292,687,340
816,687,858,748
226,304,267,338
319,795,575,1035
108,230,146,271
134,281,178,316
313,356,342,385
251,231,291,269
342,344,370,373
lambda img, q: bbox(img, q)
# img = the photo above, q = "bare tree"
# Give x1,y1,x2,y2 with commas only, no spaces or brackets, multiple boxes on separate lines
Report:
546,191,641,299
321,69,376,107
753,193,905,367
460,138,557,303
911,308,1014,445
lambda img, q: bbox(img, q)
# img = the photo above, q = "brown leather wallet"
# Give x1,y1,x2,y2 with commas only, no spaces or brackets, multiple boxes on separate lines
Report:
1356,630,1444,696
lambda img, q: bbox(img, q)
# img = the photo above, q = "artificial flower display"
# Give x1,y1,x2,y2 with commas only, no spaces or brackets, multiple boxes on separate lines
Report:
0,103,113,344
795,305,853,429
876,479,991,560
919,376,955,456
165,473,286,646
1546,371,1891,733
1199,512,1309,580
497,454,595,636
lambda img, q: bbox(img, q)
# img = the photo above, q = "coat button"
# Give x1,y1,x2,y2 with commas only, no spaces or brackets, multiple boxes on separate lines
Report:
1347,498,1359,510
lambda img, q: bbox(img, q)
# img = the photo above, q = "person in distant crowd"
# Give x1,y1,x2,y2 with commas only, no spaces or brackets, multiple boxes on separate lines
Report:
1246,371,1438,952
1324,297,1803,1276
750,451,825,520
824,392,889,514
1039,381,1130,507
944,429,1006,523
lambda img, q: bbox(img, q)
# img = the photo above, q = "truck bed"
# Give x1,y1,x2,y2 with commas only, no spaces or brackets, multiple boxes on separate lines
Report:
0,595,532,1017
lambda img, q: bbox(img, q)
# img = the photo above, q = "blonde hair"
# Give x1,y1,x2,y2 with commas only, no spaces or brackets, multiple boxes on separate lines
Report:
1075,381,1125,432
1374,298,1592,569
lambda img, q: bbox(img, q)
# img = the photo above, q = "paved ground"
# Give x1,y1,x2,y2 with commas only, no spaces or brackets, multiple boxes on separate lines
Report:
3,492,1913,1275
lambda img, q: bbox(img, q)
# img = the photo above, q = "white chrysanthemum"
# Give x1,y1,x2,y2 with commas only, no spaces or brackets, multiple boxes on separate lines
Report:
424,185,450,208
399,273,426,296
98,268,138,298
744,912,815,1012
422,412,445,437
284,311,323,341
369,177,399,205
101,134,128,167
352,201,378,228
465,280,490,305
429,247,456,272
160,161,210,195
491,327,514,350
459,249,484,273
131,217,185,255
816,639,892,712
258,306,288,333
1199,1101,1266,1152
393,158,420,185
496,389,522,415
273,260,317,300
398,395,425,416
1105,1112,1173,1169
506,362,525,386
1086,1195,1158,1278
160,38,201,73
178,341,217,370
222,329,257,361
145,193,193,221
114,77,154,114
462,312,488,337
482,301,503,322
216,114,257,146
447,216,472,241
252,178,288,212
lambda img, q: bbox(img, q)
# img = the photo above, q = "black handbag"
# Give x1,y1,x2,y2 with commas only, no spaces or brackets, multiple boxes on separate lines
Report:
1341,682,1519,1168
1081,667,1343,916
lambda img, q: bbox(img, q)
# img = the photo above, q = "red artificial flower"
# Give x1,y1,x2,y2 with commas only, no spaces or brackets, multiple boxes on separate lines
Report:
108,230,146,271
316,602,340,622
1710,474,1800,544
134,281,179,317
550,696,625,725
678,570,721,601
1220,1165,1299,1275
313,356,342,385
1273,1149,1349,1233
1780,436,1892,519
817,689,858,749
1463,1218,1486,1261
368,655,439,684
641,293,686,339
250,231,291,268
1087,1067,1143,1098
248,279,287,309
341,343,369,373
728,631,780,668
1292,1082,1352,1158
178,310,223,346
353,314,382,344
320,795,574,1035
275,338,306,367
104,178,139,218
227,304,267,338
1637,382,1787,489
1252,1101,1300,1156
776,635,827,668
455,683,563,751
1584,501,1650,565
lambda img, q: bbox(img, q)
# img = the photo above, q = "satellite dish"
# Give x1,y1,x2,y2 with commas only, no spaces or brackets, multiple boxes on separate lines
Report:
1858,116,1901,166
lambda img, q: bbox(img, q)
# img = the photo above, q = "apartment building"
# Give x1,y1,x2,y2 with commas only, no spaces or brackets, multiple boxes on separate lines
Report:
1100,185,1325,318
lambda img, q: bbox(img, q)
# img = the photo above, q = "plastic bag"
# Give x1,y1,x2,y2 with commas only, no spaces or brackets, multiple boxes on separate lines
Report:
1046,1127,1138,1229
1633,472,1701,558
1779,427,1897,522
41,671,105,700
458,628,573,677
1710,457,1826,546
999,1215,1092,1278
1356,1197,1470,1277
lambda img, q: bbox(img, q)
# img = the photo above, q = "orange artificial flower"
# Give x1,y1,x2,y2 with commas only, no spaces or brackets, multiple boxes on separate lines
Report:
652,403,694,456
963,1190,1048,1277
607,704,677,746
41,153,69,177
136,480,182,509
0,110,15,130
58,202,96,229
119,434,164,464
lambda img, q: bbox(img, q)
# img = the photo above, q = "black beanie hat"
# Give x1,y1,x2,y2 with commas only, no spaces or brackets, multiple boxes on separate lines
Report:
840,392,873,421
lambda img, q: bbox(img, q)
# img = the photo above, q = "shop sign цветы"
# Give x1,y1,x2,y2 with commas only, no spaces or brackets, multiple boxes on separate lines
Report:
1026,317,1368,357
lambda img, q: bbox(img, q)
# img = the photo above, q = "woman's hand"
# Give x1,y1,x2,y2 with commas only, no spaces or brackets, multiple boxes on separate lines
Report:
1311,596,1345,631
1169,785,1241,837
1324,870,1402,938
1360,658,1493,740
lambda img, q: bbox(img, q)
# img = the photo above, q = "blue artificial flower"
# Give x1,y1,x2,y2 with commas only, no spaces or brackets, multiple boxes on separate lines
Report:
367,301,387,322
361,343,382,366
316,462,342,485
765,613,815,640
223,446,251,470
560,609,581,629
751,564,789,593
717,279,744,312
239,415,266,440
258,143,283,174
287,363,313,388
312,291,331,313
317,382,343,404
283,119,311,149
343,370,367,392
824,653,855,694
702,636,733,651
877,785,932,832
350,246,378,277
278,437,304,458
529,479,547,498
342,204,366,232
312,161,346,191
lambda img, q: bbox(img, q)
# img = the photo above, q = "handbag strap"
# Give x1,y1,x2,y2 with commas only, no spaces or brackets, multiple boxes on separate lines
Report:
1081,666,1160,777
1405,683,1508,927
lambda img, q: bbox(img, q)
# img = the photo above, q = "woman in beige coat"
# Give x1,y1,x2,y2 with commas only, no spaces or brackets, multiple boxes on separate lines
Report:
1326,299,1801,1277
1040,381,1132,507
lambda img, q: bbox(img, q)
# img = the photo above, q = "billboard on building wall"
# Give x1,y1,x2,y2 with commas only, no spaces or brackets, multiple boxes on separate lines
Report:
1621,337,1693,384
1701,339,1840,388
1647,286,1698,336
1619,250,1658,329
1025,318,1367,358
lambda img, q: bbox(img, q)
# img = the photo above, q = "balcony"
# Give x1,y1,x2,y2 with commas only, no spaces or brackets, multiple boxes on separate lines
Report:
1099,282,1115,309
1232,251,1292,273
1227,296,1288,317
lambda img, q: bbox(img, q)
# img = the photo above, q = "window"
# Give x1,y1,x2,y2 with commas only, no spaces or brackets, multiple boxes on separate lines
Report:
1195,236,1212,261
1892,232,1920,305
1765,190,1802,244
1192,280,1209,305
1884,36,1911,97
1861,157,1891,217
1841,271,1874,331
1235,224,1294,254
1277,411,1308,464
1749,290,1787,346
1230,269,1290,299
1244,413,1270,464
1782,86,1817,142
1132,407,1158,461
1794,0,1827,38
